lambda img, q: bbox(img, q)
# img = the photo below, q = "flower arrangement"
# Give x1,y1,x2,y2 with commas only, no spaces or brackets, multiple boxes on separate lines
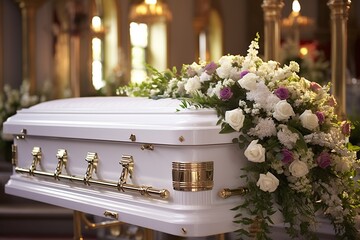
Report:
118,35,360,239
0,81,44,156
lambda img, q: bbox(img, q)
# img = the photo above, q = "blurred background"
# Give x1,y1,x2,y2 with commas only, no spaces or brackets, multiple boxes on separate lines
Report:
1,0,360,239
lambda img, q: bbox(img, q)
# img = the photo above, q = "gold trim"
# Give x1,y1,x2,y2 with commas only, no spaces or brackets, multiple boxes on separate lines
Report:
218,187,249,199
11,144,18,166
15,166,169,199
15,150,169,199
172,162,213,191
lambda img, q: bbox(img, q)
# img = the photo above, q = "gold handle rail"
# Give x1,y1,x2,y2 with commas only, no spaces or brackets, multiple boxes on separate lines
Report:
14,167,170,199
218,187,249,199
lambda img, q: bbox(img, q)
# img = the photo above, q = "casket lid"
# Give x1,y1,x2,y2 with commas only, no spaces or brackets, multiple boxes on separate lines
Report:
4,97,238,145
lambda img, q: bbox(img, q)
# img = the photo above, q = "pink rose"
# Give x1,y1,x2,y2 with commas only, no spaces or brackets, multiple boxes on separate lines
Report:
316,152,331,169
341,121,351,136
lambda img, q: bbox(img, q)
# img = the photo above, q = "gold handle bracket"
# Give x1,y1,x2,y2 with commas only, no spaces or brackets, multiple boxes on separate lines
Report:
118,155,134,191
54,149,68,180
29,147,41,175
84,152,98,185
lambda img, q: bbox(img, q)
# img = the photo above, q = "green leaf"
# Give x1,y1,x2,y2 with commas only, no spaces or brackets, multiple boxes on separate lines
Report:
220,123,236,134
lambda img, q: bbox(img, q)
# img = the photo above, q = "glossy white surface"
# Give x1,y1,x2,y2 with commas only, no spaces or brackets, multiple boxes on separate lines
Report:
4,97,246,237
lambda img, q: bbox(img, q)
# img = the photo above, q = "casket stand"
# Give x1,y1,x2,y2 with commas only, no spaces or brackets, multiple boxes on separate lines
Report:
4,96,249,239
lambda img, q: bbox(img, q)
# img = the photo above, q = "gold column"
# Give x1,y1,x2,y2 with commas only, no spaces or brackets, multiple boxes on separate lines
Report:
261,0,284,61
15,0,45,94
328,0,351,119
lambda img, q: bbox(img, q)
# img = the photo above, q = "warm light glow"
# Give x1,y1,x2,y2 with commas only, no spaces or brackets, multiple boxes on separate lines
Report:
92,60,105,90
145,0,157,4
130,22,148,47
92,37,104,90
199,31,207,61
292,0,301,14
92,16,102,32
300,47,308,57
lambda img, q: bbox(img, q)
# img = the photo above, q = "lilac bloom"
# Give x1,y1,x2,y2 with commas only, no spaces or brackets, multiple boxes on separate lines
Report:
281,148,294,164
239,70,249,79
341,121,351,136
274,87,290,100
204,62,217,75
316,152,331,169
316,111,325,124
220,87,233,101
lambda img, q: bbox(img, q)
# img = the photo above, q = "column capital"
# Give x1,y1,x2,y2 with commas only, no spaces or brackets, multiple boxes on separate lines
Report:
261,0,284,20
328,0,351,20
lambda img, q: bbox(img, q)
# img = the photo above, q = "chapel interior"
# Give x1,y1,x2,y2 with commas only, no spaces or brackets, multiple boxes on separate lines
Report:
1,0,360,239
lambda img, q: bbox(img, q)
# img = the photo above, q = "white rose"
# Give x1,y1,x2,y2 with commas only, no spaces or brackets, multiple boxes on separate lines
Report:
184,76,201,94
289,160,309,177
257,172,279,193
273,100,295,121
237,72,258,91
225,108,245,131
200,72,211,82
299,110,319,131
244,140,266,163
216,62,232,79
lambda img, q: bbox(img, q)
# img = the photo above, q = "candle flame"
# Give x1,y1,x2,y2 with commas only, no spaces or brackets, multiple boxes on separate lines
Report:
292,0,301,14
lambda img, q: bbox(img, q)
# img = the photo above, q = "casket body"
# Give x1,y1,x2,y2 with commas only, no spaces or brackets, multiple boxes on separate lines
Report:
4,97,246,237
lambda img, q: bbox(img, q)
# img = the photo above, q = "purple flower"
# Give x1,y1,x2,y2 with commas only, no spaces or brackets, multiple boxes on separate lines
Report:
310,82,322,92
274,87,290,100
281,148,294,164
220,87,233,101
316,111,325,124
240,70,249,79
341,121,351,136
187,67,197,77
316,152,331,169
204,62,217,75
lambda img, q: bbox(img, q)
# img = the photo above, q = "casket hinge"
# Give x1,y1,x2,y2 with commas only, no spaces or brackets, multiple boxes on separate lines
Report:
84,152,98,185
218,187,249,199
140,144,154,151
15,129,27,140
54,149,68,180
172,161,214,191
11,144,18,166
29,147,42,175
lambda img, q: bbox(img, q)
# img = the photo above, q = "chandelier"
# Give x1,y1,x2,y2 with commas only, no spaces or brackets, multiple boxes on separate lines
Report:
129,0,172,23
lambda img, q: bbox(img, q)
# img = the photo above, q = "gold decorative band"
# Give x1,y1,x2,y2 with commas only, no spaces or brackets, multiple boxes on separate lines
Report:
172,161,214,191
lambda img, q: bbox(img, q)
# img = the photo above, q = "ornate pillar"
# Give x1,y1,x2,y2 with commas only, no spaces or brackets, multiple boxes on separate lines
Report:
15,0,45,94
328,0,351,119
261,0,284,61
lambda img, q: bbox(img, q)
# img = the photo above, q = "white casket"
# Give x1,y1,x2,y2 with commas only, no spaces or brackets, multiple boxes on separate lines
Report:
4,96,247,237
